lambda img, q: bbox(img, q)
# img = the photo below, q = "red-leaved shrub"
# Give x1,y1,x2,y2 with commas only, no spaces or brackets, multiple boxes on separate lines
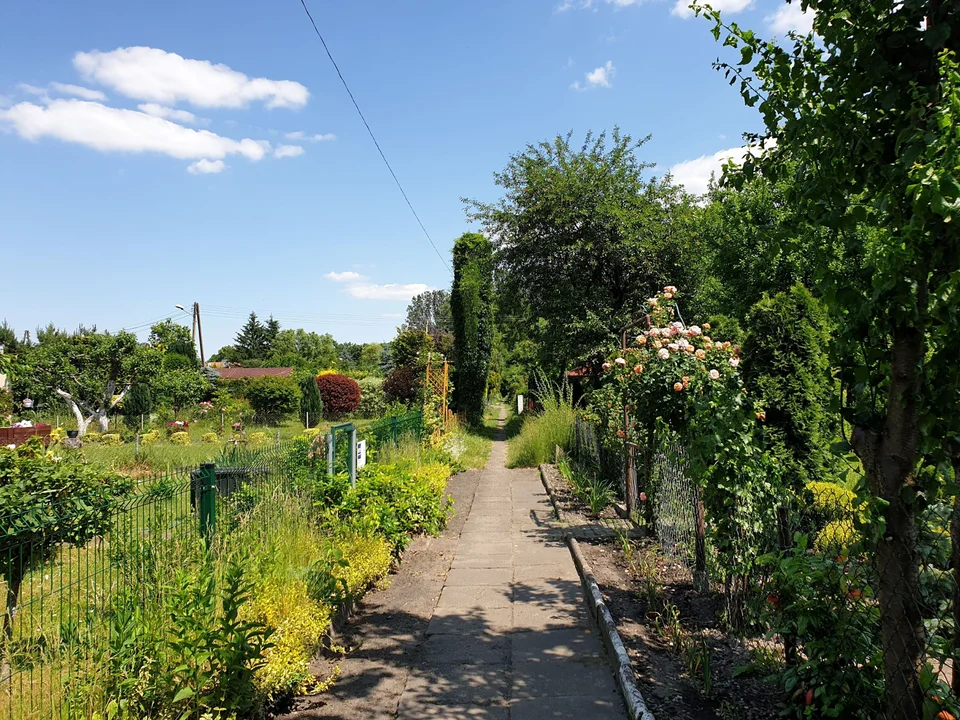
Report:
383,366,419,404
315,373,361,419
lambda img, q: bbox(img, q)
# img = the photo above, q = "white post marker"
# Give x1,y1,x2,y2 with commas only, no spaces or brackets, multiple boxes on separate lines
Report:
356,439,367,469
517,394,524,414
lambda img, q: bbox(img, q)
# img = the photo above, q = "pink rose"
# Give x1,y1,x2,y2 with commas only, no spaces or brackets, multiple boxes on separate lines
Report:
709,369,720,380
658,348,670,360
668,343,680,352
689,325,701,336
602,362,612,371
639,491,647,502
615,357,626,367
729,357,740,368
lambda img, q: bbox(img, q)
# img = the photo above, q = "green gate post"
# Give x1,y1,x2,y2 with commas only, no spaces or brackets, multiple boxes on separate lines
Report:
391,416,398,444
199,462,217,544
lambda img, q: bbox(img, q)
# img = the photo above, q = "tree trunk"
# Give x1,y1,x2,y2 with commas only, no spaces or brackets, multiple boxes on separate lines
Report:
95,410,109,433
851,326,925,720
3,565,24,641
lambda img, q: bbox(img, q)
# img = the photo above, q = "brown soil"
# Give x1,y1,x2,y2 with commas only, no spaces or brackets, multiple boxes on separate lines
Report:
543,464,624,524
579,538,783,720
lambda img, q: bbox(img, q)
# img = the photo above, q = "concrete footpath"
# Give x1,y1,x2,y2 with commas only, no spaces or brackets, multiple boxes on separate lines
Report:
282,410,626,719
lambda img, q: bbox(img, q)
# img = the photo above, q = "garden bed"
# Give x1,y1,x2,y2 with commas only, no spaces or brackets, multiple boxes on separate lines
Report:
578,537,782,720
541,459,623,525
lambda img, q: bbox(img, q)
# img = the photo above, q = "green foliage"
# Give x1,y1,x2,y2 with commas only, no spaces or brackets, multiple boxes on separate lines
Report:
761,537,883,719
0,438,128,626
244,376,300,424
507,379,575,468
806,482,856,522
403,290,453,334
267,329,338,370
122,383,152,429
466,128,704,377
451,232,494,426
233,312,274,361
392,329,433,370
298,374,323,427
704,314,743,345
742,285,834,491
356,376,386,418
148,319,195,358
315,373,360,419
153,369,210,417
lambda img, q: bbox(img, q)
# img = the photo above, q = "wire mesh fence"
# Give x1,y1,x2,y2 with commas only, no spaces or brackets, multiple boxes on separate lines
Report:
0,442,296,720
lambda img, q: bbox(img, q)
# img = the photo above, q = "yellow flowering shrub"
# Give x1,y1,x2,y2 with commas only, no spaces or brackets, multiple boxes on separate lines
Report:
302,427,322,439
248,432,268,447
202,432,219,444
84,431,102,443
140,430,161,445
253,578,332,698
49,427,66,443
411,462,451,495
334,534,392,596
170,431,190,445
806,481,855,520
101,433,123,446
814,518,859,553
317,369,339,376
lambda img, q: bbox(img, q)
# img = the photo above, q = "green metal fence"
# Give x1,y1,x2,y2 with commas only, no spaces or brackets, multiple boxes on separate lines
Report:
0,442,295,720
362,411,423,450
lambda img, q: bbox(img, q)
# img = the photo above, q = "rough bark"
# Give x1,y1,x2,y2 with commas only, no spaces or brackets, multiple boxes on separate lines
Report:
55,382,130,436
850,326,925,720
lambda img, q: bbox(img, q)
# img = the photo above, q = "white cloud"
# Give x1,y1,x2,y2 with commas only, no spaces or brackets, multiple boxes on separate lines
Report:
48,83,106,101
571,61,615,90
18,83,47,97
285,130,336,142
186,159,226,174
0,99,270,164
669,144,762,195
672,0,752,18
138,102,203,124
347,283,431,301
74,46,309,109
766,3,814,34
324,271,367,283
556,0,593,11
274,144,304,158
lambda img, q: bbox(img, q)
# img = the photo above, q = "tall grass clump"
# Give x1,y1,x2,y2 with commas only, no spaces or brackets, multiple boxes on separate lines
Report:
507,374,575,468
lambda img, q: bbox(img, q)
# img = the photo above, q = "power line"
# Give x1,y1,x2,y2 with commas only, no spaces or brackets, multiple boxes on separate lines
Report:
297,0,452,275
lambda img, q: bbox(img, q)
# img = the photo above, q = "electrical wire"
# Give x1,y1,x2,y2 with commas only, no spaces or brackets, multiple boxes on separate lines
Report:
296,0,452,275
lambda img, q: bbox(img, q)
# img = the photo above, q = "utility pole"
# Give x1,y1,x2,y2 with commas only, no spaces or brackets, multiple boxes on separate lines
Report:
194,302,205,366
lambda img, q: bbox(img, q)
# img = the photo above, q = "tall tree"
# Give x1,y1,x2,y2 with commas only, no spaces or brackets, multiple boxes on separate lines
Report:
403,290,453,334
451,232,494,425
466,128,703,376
703,3,960,716
234,312,270,360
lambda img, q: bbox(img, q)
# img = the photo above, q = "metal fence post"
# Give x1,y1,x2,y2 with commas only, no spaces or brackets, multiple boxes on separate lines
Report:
348,425,357,488
326,433,334,478
391,416,398,444
199,462,216,544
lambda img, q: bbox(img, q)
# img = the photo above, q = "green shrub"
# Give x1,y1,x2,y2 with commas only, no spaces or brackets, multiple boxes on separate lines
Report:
245,376,300,425
85,431,103,443
705,314,744,344
298,374,323,428
357,377,387,418
170,431,190,445
743,284,834,491
202,432,219,444
814,518,858,553
100,433,122,446
806,481,855,521
248,432,268,447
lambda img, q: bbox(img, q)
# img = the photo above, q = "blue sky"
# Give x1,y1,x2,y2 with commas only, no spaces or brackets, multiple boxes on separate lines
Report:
0,0,810,353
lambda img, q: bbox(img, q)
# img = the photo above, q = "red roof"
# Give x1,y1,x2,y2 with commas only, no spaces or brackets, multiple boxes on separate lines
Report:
216,367,294,380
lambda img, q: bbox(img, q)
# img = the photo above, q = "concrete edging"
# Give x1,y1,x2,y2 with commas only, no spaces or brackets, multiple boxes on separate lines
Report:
538,463,566,522
567,535,656,720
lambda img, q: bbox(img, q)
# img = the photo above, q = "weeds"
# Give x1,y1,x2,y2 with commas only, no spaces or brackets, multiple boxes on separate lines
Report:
507,374,575,468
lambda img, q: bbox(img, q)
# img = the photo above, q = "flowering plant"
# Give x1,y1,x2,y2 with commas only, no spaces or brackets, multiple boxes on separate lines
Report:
588,286,780,612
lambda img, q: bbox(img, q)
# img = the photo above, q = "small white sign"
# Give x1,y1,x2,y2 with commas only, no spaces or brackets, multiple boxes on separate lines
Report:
517,394,524,414
356,440,367,469
22,398,33,409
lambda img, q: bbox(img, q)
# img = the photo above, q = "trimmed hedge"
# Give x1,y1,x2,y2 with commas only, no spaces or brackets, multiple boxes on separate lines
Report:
316,373,361,419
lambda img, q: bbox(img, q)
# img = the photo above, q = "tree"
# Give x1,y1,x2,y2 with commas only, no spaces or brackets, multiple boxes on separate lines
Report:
245,376,299,424
335,341,362,369
149,319,196,360
403,290,453,334
25,331,161,435
392,329,433,370
451,232,494,425
702,4,960,715
153,369,210,417
315,374,361,419
466,128,703,376
122,382,153,429
268,329,338,369
234,312,271,361
0,321,19,355
358,343,384,373
299,374,323,427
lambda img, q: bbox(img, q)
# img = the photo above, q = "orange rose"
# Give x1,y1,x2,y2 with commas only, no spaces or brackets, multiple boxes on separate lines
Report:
673,382,684,392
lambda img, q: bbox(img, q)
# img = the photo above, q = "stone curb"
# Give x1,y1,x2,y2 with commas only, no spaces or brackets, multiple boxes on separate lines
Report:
567,536,656,720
